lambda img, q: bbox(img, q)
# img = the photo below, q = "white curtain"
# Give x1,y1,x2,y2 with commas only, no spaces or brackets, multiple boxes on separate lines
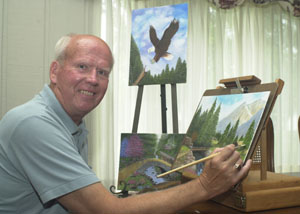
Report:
87,0,300,189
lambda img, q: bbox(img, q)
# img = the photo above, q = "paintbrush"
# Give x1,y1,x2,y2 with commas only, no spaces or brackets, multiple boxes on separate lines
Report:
157,145,245,178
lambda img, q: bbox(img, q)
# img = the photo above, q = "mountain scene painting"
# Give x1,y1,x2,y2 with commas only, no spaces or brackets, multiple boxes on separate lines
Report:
172,91,270,177
118,133,185,192
129,3,188,86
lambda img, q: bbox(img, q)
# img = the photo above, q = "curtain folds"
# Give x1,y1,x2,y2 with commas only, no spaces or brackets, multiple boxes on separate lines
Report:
88,0,300,189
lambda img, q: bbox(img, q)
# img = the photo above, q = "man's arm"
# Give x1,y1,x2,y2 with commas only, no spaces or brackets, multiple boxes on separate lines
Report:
58,144,252,214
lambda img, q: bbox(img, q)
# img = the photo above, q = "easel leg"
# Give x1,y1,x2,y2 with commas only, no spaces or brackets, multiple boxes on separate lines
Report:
160,84,167,133
132,84,178,134
132,85,144,133
171,84,179,134
260,127,268,180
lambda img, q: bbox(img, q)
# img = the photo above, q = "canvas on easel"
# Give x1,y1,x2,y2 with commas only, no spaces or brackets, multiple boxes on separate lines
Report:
209,77,300,213
129,3,188,86
117,133,185,192
172,76,279,178
115,4,190,195
174,76,300,213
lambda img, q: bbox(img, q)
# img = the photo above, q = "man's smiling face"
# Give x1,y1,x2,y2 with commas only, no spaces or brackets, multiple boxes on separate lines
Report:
50,35,113,124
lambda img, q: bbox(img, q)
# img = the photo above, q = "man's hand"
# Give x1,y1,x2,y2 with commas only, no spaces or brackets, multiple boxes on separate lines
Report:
58,144,252,214
197,144,252,199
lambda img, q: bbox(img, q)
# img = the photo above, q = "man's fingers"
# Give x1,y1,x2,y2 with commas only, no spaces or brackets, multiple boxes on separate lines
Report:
236,159,252,180
240,159,252,174
215,144,235,161
233,160,243,171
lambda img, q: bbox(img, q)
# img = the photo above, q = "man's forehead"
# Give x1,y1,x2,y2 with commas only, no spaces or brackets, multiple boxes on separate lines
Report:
71,35,108,49
69,36,102,51
65,36,113,65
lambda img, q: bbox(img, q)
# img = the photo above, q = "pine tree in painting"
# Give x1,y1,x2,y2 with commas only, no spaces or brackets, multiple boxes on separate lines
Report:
197,99,220,146
227,119,240,145
243,120,256,147
129,36,143,85
218,123,231,147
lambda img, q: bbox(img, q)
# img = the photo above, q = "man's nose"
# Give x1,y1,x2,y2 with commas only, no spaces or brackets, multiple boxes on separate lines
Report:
86,69,98,85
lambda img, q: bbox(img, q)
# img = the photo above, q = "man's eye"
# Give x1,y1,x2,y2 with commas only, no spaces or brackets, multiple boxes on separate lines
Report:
97,70,109,77
79,64,88,70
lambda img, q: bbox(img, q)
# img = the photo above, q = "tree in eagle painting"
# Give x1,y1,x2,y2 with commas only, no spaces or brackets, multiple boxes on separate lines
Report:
129,3,188,86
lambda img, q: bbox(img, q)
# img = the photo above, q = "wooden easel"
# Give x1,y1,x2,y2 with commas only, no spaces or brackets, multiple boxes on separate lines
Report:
212,76,300,212
111,82,180,197
217,75,284,180
132,83,179,134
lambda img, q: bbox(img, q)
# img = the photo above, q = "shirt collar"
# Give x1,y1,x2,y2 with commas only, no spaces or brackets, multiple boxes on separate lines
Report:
39,84,85,135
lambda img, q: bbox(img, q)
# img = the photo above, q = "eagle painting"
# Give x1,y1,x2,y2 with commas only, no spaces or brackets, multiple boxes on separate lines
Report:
148,19,179,63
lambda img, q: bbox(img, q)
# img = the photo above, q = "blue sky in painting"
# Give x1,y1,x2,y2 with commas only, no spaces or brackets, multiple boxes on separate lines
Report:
131,3,188,75
199,92,270,120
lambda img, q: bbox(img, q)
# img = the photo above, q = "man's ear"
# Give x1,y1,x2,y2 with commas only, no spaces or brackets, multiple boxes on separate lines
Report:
50,61,59,84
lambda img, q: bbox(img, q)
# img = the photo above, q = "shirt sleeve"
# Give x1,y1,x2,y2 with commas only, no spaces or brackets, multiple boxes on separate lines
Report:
8,116,100,204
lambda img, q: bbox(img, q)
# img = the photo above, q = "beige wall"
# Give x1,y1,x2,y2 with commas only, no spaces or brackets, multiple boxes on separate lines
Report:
0,0,99,117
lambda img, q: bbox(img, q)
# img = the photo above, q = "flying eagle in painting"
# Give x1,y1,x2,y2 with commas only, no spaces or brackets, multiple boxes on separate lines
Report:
148,18,179,63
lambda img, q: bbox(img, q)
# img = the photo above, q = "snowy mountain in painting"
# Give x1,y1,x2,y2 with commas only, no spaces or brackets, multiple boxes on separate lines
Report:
236,108,264,137
216,99,266,136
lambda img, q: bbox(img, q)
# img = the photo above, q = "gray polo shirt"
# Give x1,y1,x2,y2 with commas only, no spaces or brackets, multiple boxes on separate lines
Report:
0,85,100,213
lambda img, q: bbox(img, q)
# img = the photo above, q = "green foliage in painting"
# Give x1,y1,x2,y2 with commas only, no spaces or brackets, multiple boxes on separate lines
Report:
138,57,187,85
129,35,144,85
185,98,252,151
243,120,255,147
129,34,187,85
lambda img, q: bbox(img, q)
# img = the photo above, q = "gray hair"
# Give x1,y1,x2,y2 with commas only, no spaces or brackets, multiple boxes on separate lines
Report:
53,33,114,69
54,34,75,63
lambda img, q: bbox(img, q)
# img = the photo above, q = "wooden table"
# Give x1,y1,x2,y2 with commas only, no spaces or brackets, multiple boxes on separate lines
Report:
176,172,300,213
176,200,300,214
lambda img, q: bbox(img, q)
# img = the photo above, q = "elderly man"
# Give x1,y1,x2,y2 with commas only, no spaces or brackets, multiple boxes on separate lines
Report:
0,34,251,213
